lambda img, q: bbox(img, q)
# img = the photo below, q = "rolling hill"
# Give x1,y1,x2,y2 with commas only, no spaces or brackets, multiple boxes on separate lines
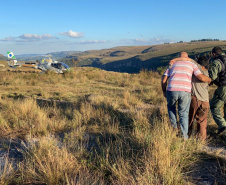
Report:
8,51,80,62
0,54,7,61
60,41,226,73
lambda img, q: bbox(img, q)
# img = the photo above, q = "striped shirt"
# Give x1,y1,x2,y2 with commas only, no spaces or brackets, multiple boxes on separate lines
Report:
164,60,202,92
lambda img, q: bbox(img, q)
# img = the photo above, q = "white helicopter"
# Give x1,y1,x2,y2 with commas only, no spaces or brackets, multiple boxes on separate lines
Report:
7,51,70,73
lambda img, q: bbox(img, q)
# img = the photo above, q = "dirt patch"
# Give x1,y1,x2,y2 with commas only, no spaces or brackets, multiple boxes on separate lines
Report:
0,139,23,171
201,144,226,160
186,153,225,185
185,141,226,185
118,103,160,113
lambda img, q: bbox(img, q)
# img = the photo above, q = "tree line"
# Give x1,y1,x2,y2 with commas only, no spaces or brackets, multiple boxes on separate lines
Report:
190,39,219,42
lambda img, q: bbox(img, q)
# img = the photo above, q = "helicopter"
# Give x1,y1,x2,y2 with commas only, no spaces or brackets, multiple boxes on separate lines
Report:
7,51,70,73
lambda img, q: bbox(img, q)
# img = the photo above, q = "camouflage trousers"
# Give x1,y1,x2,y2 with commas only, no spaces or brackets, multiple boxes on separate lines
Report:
210,86,226,130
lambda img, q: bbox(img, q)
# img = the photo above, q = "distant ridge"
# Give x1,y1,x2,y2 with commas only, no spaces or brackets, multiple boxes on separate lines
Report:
46,51,82,59
0,54,7,61
16,51,81,61
59,41,226,73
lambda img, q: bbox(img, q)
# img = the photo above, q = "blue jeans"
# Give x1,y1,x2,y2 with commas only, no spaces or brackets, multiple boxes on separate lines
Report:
166,91,191,139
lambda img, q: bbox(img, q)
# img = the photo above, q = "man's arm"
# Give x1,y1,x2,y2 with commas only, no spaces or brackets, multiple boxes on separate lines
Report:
169,57,192,65
196,74,212,84
193,63,212,83
161,75,169,97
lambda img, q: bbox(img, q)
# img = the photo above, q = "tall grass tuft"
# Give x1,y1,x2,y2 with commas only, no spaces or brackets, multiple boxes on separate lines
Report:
0,156,15,185
0,98,69,137
17,136,90,185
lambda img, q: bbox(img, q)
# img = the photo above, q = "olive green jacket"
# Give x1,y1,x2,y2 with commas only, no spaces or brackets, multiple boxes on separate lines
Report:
209,59,222,81
209,58,226,101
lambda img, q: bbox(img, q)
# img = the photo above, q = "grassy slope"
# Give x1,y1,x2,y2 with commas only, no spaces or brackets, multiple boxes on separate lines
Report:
59,41,226,73
0,68,225,184
0,54,7,61
67,41,226,64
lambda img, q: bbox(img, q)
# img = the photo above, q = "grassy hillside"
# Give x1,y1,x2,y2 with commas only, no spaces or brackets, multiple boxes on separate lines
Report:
61,41,226,73
16,51,80,61
0,54,7,61
0,68,225,184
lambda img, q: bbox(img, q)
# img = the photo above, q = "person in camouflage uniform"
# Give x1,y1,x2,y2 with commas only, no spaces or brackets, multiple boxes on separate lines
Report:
209,46,226,135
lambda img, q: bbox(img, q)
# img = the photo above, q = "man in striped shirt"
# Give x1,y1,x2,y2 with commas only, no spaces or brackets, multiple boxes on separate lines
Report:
161,52,211,139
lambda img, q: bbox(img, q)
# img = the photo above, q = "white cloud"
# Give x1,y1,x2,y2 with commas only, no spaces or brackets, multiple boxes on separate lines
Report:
78,40,107,44
59,30,83,38
0,37,16,41
134,38,147,42
19,34,56,40
124,38,175,45
1,34,57,42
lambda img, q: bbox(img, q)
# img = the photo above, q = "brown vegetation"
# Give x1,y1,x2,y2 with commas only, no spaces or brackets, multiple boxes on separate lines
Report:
0,67,224,184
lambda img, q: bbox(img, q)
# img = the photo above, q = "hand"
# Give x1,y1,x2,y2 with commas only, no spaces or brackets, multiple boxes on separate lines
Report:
169,59,175,66
208,77,212,84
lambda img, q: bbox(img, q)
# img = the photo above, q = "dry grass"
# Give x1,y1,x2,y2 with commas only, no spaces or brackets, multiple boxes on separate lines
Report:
18,136,84,185
0,67,223,184
0,98,70,138
0,156,15,185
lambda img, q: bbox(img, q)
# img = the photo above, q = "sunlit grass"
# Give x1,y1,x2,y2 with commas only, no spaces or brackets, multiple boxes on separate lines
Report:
0,67,223,184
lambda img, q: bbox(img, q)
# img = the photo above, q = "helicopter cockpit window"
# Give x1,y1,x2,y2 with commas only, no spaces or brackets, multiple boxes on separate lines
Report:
51,63,62,69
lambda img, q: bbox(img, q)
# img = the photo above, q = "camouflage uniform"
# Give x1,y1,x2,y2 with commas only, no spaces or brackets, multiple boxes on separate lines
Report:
209,58,226,131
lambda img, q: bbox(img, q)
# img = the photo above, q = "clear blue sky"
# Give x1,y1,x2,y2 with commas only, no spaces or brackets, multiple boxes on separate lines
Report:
1,0,226,54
